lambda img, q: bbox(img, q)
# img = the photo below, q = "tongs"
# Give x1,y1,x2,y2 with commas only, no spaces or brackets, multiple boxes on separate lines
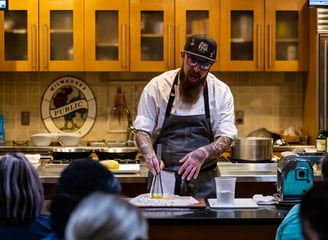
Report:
150,144,163,198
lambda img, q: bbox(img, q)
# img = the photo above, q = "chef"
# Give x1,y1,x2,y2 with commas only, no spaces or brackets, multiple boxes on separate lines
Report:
133,34,237,198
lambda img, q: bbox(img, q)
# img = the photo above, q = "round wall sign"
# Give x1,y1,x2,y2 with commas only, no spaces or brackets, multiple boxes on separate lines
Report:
41,76,96,137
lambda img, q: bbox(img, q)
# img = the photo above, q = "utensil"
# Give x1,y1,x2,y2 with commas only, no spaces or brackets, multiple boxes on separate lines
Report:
151,144,163,198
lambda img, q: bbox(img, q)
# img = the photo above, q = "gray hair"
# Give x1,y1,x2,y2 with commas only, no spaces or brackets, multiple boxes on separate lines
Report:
0,153,44,225
65,192,148,240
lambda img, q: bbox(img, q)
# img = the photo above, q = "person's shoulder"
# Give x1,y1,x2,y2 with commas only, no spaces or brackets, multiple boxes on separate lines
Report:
30,214,53,239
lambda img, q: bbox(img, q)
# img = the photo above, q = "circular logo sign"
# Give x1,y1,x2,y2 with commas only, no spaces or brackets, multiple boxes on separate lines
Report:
41,76,96,137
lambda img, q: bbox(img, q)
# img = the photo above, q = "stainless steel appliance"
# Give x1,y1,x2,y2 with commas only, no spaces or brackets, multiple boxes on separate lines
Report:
276,152,324,205
318,9,328,131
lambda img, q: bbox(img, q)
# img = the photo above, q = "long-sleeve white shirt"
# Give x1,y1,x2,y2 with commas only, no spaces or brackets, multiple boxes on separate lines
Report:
133,69,238,142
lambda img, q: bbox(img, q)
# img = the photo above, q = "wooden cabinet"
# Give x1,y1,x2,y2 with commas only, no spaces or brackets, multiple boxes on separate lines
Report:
84,0,129,71
0,0,84,71
130,0,174,72
175,0,220,71
219,0,308,71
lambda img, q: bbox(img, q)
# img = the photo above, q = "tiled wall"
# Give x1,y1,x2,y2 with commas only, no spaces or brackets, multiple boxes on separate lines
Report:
0,71,305,144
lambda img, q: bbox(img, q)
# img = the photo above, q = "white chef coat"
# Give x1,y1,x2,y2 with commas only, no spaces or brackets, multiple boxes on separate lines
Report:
133,68,237,142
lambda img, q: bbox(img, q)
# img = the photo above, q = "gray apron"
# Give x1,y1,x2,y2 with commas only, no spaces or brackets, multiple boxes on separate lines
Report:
151,72,220,198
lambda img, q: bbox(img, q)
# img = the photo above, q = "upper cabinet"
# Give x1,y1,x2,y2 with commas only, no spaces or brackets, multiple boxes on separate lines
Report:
219,0,308,71
84,0,129,71
175,0,220,71
0,0,309,72
0,0,84,71
129,0,174,72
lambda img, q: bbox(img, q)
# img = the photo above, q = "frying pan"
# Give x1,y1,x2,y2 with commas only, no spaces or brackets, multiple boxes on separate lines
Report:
95,147,139,160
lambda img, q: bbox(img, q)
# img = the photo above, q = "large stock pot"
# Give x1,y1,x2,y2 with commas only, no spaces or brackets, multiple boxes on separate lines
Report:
232,137,273,162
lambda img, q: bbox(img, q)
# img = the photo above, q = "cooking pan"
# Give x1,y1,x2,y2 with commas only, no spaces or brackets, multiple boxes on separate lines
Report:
95,147,139,160
51,147,93,160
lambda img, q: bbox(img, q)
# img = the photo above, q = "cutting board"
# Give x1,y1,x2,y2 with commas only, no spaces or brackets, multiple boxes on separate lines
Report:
208,198,259,209
110,164,140,174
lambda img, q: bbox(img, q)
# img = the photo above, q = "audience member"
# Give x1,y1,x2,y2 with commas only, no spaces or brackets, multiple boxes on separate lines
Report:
0,153,52,239
65,192,148,240
43,159,122,240
300,181,328,240
275,154,328,240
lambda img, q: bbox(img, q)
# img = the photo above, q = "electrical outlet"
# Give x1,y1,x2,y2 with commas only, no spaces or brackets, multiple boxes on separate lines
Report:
21,111,30,126
235,111,244,124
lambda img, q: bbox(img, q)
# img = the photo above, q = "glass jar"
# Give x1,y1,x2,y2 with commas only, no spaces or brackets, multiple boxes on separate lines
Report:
316,130,327,152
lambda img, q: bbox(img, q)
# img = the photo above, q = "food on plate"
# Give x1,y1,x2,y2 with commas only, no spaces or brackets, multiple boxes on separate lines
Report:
101,160,120,170
130,193,198,207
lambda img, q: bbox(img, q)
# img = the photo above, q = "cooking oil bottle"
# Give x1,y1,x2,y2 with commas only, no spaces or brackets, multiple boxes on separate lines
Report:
316,130,327,152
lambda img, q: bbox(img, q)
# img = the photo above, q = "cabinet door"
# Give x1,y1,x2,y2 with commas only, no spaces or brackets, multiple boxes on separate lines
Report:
84,0,129,71
175,0,220,71
0,0,38,71
130,0,174,72
39,0,84,71
265,0,308,71
219,0,265,71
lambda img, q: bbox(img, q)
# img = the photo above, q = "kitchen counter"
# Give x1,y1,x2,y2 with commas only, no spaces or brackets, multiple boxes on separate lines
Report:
142,203,289,240
38,161,322,184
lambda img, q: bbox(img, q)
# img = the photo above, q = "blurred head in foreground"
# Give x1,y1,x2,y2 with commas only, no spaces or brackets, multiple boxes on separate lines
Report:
65,192,148,240
0,153,43,225
49,159,121,238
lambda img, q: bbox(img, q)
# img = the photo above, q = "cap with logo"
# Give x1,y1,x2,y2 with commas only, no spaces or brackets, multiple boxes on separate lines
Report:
183,34,217,62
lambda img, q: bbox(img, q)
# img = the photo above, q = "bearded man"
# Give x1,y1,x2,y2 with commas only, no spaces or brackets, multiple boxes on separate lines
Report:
133,34,237,198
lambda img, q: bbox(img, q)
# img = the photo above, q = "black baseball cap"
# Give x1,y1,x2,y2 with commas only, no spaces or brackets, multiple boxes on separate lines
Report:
183,34,217,62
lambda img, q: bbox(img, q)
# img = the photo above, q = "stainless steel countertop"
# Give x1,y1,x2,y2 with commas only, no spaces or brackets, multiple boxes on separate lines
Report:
38,162,322,184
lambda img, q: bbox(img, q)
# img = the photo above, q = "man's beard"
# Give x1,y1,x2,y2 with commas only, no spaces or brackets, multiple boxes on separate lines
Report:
179,67,206,104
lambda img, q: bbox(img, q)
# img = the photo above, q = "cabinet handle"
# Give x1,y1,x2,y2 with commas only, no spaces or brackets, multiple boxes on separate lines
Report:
268,24,272,69
179,24,183,67
256,24,260,69
43,24,48,70
167,24,171,68
122,24,127,69
31,24,37,70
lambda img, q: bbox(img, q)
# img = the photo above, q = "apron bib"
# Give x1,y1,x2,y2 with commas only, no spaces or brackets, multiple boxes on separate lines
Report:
151,72,220,198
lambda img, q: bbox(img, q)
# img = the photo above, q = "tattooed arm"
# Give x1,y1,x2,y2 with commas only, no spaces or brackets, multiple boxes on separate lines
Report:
178,136,233,180
135,130,164,175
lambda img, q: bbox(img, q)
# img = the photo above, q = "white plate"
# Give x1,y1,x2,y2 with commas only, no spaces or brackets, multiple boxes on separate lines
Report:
208,198,259,208
110,164,140,174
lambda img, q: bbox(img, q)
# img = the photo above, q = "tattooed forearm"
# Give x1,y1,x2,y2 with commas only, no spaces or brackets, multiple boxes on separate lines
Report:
203,136,233,158
135,130,155,156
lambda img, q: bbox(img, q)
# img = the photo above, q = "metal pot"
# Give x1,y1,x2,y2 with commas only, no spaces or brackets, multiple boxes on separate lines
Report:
95,147,139,160
232,137,273,162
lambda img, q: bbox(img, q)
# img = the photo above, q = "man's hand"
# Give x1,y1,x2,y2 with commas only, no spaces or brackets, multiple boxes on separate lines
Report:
144,153,164,175
178,147,208,180
135,130,164,175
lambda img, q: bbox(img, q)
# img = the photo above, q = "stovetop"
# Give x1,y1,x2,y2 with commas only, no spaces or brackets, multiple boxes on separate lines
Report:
50,158,140,164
